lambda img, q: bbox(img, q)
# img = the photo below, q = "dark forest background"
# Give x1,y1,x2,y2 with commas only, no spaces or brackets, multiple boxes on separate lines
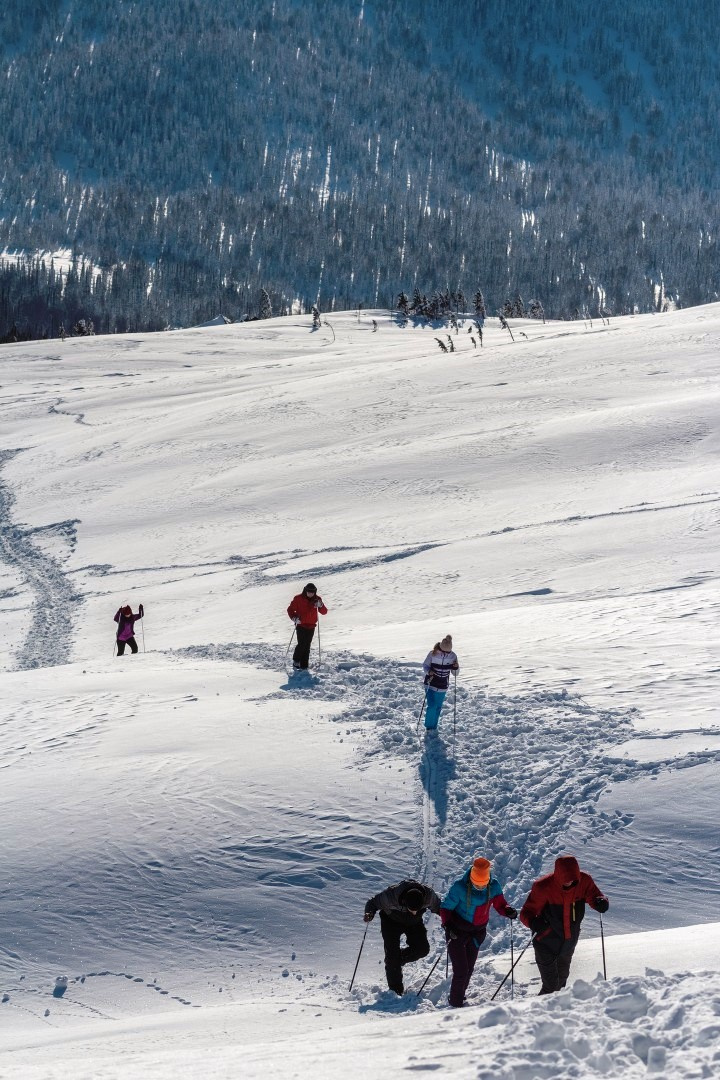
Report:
1,0,719,337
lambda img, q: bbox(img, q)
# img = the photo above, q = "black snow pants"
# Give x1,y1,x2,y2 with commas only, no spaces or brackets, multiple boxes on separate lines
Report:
380,912,430,994
116,637,138,656
292,625,315,669
533,940,575,994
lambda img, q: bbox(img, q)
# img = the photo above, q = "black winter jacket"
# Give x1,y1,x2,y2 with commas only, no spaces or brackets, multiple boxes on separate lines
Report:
365,879,442,926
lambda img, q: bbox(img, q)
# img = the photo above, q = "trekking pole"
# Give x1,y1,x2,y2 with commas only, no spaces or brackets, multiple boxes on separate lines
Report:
599,911,607,980
141,611,146,654
284,627,297,668
416,687,429,732
490,934,536,1001
316,620,322,671
453,671,457,739
415,946,447,999
349,923,369,991
510,920,514,1000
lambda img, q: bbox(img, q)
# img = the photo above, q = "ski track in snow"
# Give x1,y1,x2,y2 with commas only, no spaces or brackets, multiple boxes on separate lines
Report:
71,540,448,593
178,640,720,977
0,450,82,671
482,492,720,540
47,398,90,426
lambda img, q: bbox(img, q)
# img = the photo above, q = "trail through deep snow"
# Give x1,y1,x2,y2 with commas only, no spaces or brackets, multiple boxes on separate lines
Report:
0,450,81,669
179,641,720,982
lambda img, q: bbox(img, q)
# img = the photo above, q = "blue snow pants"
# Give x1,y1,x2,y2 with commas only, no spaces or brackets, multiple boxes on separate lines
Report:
424,687,446,729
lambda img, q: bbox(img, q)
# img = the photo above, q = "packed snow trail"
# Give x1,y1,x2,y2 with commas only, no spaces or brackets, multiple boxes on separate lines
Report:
0,450,81,670
179,641,720,969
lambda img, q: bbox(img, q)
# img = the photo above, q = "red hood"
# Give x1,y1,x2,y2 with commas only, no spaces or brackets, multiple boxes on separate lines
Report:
554,856,580,885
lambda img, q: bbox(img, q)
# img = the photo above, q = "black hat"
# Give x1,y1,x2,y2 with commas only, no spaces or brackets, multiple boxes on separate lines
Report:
402,887,424,910
304,583,317,593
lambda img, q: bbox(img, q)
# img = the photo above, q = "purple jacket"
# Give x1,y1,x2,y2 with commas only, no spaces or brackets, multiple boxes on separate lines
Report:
114,608,143,641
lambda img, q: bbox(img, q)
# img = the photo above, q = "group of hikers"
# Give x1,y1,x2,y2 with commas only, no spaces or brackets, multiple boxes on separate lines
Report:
284,584,458,734
114,582,456,733
365,856,609,1005
113,583,610,1007
285,583,458,732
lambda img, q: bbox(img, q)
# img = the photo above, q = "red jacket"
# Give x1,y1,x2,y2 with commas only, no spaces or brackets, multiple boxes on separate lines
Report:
287,593,327,628
520,856,607,951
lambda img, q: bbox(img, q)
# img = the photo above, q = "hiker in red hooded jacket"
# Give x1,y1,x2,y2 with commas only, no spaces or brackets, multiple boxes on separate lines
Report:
287,583,327,670
520,855,609,994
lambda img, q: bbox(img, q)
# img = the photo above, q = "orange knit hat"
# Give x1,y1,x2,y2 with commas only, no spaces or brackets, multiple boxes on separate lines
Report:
469,857,491,887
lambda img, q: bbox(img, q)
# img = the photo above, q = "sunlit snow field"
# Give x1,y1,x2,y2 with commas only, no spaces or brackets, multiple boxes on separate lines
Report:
1,306,719,1077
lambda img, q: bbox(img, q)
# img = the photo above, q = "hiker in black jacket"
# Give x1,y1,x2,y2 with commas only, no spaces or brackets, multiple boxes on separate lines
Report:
364,879,442,995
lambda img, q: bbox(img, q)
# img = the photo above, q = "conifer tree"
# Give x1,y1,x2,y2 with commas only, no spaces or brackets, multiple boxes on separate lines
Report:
259,288,272,320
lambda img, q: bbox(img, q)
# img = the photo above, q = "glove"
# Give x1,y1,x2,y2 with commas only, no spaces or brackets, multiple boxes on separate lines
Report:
139,604,144,616
445,928,458,941
531,915,549,934
505,907,518,920
292,616,300,625
363,910,375,923
594,897,609,913
314,598,323,609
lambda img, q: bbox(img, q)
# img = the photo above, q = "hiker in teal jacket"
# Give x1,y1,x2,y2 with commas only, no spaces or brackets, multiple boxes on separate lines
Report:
441,857,517,1007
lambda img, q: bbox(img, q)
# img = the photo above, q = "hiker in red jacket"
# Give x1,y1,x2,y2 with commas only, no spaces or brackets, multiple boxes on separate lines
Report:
520,855,609,994
287,583,327,670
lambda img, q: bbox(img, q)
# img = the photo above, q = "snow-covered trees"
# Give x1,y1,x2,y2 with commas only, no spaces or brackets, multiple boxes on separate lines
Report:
0,0,718,332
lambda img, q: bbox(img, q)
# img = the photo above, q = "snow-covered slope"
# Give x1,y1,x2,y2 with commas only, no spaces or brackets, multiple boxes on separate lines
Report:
1,307,719,1077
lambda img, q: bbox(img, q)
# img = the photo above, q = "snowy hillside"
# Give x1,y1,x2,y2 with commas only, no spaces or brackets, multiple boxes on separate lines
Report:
1,307,719,1077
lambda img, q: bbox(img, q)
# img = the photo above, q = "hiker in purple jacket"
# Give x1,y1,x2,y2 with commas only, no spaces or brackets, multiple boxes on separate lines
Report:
114,604,144,655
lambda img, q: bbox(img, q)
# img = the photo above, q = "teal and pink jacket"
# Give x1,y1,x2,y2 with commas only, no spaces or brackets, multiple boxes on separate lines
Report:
441,869,512,942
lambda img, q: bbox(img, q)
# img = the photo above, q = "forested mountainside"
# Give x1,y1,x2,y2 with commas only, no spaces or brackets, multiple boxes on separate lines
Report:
1,0,719,335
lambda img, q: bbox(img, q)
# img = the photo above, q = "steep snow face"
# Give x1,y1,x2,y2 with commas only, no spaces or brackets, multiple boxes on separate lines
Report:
0,307,719,1076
